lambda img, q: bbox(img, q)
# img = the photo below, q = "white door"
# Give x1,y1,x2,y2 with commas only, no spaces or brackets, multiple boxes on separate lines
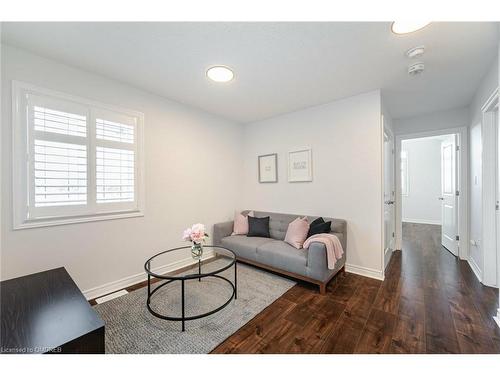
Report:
495,108,499,286
384,130,395,259
441,135,458,256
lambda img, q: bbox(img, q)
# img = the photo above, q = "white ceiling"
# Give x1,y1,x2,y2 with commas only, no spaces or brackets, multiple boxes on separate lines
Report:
2,22,498,123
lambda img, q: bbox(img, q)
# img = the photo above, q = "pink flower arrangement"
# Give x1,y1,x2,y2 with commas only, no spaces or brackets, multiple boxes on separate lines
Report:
183,223,209,244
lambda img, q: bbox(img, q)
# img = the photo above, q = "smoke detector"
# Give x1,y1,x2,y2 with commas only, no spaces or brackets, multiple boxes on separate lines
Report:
406,45,425,58
408,62,425,76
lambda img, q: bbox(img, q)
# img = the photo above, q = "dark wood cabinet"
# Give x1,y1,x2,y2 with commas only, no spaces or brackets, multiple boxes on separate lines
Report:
1,267,105,354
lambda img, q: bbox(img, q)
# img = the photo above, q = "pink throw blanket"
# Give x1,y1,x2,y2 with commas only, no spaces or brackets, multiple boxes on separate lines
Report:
303,233,344,270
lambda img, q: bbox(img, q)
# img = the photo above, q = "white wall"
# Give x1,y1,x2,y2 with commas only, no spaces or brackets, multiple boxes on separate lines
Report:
1,45,243,296
241,91,385,279
469,55,499,280
402,137,444,225
394,106,469,136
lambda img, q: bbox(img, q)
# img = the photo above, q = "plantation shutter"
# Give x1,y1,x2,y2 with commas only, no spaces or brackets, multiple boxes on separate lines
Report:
14,83,143,228
27,95,90,218
94,111,137,210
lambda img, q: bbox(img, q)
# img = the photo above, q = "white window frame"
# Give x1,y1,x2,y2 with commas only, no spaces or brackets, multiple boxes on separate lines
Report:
12,81,145,229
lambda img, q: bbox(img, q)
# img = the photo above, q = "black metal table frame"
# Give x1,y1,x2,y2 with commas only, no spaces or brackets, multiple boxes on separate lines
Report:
144,246,237,331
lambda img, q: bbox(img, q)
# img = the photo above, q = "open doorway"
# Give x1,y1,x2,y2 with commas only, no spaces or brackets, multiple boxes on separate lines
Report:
395,127,469,262
400,134,459,256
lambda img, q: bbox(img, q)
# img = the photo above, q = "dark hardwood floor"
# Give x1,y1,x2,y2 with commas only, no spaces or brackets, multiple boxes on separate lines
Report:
211,223,500,354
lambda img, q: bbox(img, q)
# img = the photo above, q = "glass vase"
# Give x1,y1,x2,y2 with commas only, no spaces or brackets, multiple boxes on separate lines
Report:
191,242,203,260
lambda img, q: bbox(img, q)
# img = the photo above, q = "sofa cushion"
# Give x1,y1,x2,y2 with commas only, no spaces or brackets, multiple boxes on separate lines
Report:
247,216,270,238
220,235,276,262
256,240,308,276
284,217,309,249
247,211,297,240
232,210,254,235
307,217,324,237
307,218,332,237
308,217,325,228
249,211,346,241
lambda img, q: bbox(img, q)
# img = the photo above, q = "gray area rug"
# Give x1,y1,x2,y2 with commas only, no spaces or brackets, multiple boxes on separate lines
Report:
93,260,295,354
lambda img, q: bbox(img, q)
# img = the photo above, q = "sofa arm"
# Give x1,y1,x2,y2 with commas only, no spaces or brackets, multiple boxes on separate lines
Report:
213,221,234,246
307,242,329,270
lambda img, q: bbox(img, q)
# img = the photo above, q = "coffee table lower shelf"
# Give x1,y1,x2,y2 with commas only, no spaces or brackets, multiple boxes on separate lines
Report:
144,247,237,332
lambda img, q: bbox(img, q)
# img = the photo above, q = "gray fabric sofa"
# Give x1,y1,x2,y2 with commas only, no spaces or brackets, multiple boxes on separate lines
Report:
213,211,347,294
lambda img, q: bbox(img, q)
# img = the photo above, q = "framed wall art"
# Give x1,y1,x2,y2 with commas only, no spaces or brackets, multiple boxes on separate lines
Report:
258,153,278,183
288,148,312,182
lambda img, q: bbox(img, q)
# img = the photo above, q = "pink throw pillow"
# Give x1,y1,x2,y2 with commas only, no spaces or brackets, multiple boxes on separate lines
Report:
232,211,254,235
284,217,310,249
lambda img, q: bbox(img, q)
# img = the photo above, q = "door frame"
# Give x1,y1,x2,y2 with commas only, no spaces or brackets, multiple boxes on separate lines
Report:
383,124,396,271
394,126,469,261
481,87,499,287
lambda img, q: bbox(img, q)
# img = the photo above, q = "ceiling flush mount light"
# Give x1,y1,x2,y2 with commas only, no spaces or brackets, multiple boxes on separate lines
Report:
391,21,431,35
206,66,234,83
408,62,425,76
406,45,425,58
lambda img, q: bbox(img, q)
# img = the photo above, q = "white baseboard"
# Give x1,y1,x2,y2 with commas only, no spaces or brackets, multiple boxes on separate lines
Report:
402,218,442,225
467,256,483,283
494,309,500,329
82,250,215,300
95,289,129,304
384,247,393,270
345,263,384,281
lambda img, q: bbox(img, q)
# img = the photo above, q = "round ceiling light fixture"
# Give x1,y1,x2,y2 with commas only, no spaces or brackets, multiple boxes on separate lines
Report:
206,65,234,83
391,21,431,35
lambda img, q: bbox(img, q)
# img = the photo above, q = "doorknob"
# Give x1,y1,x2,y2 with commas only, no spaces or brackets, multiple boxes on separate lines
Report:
438,197,444,201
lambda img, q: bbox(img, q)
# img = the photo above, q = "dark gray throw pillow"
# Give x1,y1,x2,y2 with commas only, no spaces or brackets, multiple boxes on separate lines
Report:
307,218,331,237
309,217,325,228
247,216,270,238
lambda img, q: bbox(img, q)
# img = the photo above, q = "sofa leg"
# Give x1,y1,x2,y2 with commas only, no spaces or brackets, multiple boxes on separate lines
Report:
319,283,326,295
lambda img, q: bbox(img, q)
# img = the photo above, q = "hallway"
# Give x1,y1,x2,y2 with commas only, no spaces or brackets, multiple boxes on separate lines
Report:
399,223,500,353
213,223,500,354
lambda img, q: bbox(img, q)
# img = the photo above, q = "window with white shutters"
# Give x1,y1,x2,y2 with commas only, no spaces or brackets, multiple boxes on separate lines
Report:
96,118,134,143
13,82,144,229
34,106,87,137
96,147,135,203
94,110,138,211
34,139,87,207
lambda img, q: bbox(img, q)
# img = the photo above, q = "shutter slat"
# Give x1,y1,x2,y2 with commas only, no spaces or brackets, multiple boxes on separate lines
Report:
96,118,134,144
34,139,88,207
34,106,86,137
96,146,135,203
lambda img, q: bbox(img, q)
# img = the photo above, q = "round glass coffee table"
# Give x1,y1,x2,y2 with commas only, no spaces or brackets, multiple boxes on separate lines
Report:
144,246,237,331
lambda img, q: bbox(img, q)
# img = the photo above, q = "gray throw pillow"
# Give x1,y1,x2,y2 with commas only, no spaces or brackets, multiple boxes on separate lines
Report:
247,216,270,238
